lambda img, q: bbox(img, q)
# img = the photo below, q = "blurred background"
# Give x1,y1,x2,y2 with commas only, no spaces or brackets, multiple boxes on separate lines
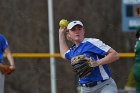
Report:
0,0,140,93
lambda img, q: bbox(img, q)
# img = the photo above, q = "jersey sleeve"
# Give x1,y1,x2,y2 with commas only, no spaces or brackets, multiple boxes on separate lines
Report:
0,35,9,51
88,38,111,56
64,50,71,60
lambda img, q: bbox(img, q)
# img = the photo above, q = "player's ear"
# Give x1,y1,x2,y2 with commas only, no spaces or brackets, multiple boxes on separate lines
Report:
66,31,70,37
66,32,70,39
68,34,71,39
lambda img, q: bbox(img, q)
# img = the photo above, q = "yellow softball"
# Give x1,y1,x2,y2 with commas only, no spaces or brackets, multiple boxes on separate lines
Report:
59,19,68,28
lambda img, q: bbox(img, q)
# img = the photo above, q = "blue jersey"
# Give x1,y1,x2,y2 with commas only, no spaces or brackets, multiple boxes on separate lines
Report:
0,34,8,62
65,38,111,84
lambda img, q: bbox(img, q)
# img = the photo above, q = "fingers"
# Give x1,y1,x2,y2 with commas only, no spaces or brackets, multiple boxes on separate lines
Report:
59,27,68,33
9,65,15,70
90,61,99,67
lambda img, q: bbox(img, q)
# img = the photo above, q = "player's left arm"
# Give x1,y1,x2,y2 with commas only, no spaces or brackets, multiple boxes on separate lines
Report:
96,48,120,66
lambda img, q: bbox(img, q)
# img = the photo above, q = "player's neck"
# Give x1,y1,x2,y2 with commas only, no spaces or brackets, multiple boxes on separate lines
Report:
74,38,84,47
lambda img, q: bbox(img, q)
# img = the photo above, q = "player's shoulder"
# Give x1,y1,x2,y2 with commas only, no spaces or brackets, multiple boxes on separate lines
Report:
82,38,102,43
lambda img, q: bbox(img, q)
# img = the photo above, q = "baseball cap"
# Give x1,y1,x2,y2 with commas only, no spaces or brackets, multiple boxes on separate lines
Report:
67,20,83,30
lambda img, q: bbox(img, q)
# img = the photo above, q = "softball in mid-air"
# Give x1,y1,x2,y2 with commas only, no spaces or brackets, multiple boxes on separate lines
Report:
59,19,68,28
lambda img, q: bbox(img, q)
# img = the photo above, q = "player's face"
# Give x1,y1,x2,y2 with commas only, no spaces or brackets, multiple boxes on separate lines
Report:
68,25,85,43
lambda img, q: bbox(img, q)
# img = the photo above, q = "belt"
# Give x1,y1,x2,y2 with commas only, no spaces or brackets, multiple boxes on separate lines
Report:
79,80,107,87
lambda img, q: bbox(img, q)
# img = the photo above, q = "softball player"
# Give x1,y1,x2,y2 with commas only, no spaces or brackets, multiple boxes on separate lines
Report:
59,20,119,93
0,34,15,93
134,29,140,93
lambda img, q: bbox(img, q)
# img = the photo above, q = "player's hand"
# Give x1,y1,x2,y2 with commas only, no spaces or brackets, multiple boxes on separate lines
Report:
90,61,99,67
9,65,15,71
59,27,67,33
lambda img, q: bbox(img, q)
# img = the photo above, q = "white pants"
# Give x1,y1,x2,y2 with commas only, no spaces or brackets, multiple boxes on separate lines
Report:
0,72,5,93
81,78,118,93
